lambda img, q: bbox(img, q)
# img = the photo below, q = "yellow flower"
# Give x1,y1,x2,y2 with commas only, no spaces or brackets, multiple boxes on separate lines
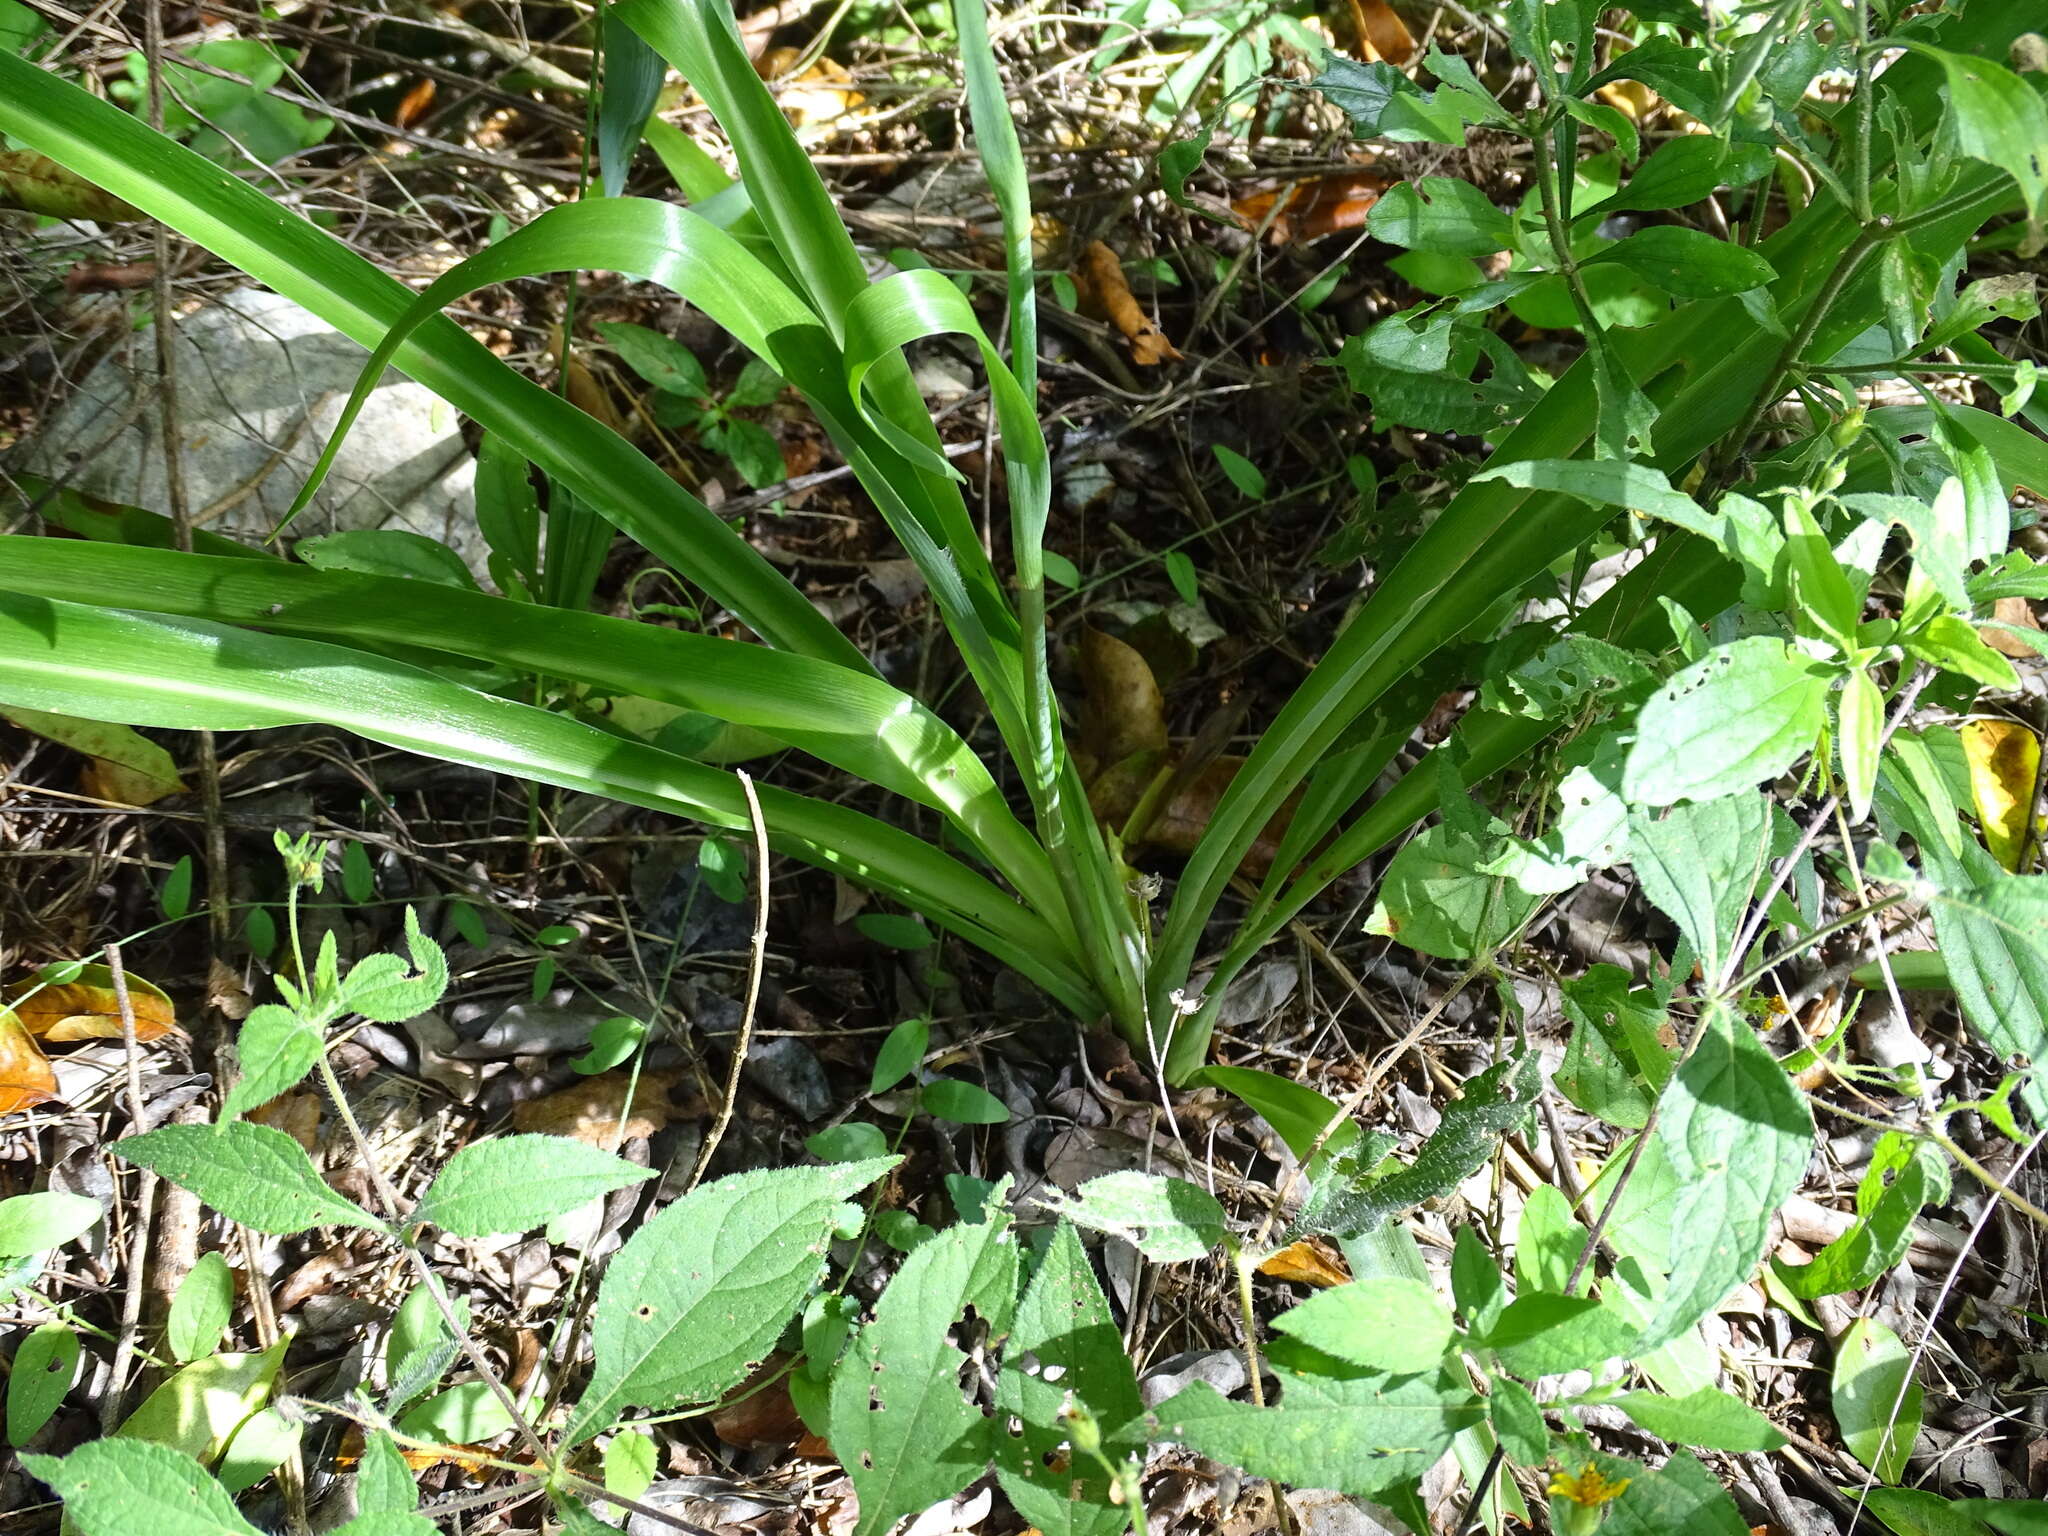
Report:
1548,1462,1631,1508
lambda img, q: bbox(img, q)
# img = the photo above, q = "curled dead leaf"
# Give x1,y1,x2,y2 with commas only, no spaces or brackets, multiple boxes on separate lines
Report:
1075,241,1182,365
1257,1238,1352,1288
756,46,863,129
7,964,177,1041
0,1008,59,1116
712,1353,805,1447
512,1069,682,1146
1982,594,2043,659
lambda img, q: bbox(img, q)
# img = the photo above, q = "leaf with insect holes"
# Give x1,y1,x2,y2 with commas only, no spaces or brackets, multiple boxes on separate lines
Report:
563,1158,897,1445
1156,1338,1482,1498
341,908,448,1023
221,1005,323,1121
24,1438,264,1536
412,1135,653,1237
1833,1317,1921,1482
0,1191,100,1256
870,1017,928,1095
167,1251,235,1363
829,1196,1018,1536
1623,638,1829,806
995,1222,1142,1536
117,1122,380,1236
1039,1171,1228,1262
7,1321,78,1442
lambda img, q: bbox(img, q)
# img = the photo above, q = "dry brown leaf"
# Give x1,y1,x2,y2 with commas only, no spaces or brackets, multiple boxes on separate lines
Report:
0,151,143,221
512,1069,681,1145
7,964,177,1041
207,958,255,1022
0,1009,58,1117
64,260,158,294
1075,241,1182,365
1078,626,1169,769
1257,1238,1352,1288
247,1090,322,1152
1346,0,1415,64
1597,78,1658,119
1233,170,1394,244
712,1353,805,1447
392,77,437,130
1982,594,2042,659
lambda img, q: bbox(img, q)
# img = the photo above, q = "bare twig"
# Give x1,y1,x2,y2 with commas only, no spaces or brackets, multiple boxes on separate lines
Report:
98,943,157,1434
688,771,770,1192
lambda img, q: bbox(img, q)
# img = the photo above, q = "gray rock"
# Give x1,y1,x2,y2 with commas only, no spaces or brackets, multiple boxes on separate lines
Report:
24,288,479,563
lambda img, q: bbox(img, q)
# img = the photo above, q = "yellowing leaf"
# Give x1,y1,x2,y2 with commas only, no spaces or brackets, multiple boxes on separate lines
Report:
1257,1238,1353,1288
1,706,185,806
1075,241,1181,365
1961,719,2041,873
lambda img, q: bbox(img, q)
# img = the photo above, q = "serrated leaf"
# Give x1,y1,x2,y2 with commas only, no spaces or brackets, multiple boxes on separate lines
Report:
1636,1002,1810,1350
995,1222,1141,1536
167,1251,235,1362
356,1430,416,1515
221,1005,322,1121
1833,1317,1921,1482
1613,1386,1785,1451
342,908,448,1023
383,1285,463,1414
1623,637,1829,805
413,1135,653,1237
1596,1450,1749,1536
1483,1292,1638,1377
1037,1172,1227,1263
1301,1054,1542,1238
117,1122,380,1236
24,1439,263,1536
7,1320,78,1442
830,1202,1018,1536
0,1190,100,1256
564,1157,897,1444
1627,791,1773,980
1155,1339,1481,1498
1271,1277,1457,1374
118,1339,285,1467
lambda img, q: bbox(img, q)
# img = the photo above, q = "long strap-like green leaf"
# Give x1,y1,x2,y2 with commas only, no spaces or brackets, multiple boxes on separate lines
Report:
0,51,863,674
0,592,1100,1014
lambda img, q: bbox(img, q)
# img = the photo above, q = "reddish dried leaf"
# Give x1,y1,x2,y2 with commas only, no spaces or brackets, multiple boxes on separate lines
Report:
393,78,437,130
8,965,177,1041
1346,0,1415,62
1075,240,1182,365
1233,170,1393,244
711,1353,804,1447
0,1009,58,1116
